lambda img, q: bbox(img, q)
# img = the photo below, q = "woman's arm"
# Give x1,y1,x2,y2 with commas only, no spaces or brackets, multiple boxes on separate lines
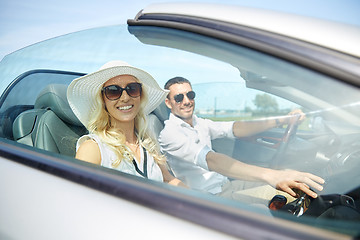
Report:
75,139,102,165
158,163,188,188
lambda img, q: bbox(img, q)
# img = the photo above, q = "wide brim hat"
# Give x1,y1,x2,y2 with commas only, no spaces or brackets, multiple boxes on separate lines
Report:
67,60,169,127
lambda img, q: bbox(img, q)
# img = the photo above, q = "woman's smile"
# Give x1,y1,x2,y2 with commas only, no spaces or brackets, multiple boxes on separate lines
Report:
117,104,134,111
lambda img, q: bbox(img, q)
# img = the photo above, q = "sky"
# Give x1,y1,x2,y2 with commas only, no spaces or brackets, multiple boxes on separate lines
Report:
1,0,359,61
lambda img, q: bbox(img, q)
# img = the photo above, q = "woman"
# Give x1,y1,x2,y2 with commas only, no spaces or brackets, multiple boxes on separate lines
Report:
67,60,185,187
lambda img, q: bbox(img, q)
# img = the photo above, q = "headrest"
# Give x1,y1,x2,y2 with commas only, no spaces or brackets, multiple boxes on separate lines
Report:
35,84,83,126
152,101,170,122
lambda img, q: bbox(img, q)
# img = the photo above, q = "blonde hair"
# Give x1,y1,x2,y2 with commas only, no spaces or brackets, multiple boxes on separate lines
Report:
87,81,166,168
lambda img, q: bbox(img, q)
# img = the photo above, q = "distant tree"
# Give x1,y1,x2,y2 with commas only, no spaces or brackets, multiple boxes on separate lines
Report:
253,93,278,113
244,106,252,113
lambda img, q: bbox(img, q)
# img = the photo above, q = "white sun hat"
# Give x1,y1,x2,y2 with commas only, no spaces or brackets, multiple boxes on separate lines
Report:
67,60,169,127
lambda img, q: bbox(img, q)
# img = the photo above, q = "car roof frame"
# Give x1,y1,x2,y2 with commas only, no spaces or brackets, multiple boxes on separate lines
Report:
128,13,360,87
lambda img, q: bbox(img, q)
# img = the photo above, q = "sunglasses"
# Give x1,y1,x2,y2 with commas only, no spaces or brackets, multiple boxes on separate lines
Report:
173,91,196,103
102,82,142,100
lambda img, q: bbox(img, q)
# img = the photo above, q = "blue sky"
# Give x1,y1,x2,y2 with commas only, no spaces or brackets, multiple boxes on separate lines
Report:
1,0,359,61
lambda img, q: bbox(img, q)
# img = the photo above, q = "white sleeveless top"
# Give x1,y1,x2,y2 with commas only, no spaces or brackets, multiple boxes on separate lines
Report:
76,134,163,182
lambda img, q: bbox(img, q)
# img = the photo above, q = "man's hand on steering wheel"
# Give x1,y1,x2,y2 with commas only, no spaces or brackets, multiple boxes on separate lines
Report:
266,169,325,198
277,109,306,126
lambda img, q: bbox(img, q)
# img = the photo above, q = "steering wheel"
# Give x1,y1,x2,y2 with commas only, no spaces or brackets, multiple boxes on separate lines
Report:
271,114,301,168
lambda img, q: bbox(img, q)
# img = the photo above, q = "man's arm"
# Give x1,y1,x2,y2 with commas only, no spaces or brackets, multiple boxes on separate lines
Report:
232,118,280,138
232,109,304,138
206,151,324,198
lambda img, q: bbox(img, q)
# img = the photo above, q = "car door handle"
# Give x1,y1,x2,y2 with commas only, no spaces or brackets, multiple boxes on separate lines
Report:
256,137,279,147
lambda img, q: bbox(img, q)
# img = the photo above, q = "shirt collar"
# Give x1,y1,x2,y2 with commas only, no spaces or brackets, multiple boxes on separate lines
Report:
169,112,197,127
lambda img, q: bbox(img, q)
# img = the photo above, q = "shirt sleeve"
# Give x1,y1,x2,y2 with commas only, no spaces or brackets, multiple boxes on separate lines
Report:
203,118,235,140
159,124,211,170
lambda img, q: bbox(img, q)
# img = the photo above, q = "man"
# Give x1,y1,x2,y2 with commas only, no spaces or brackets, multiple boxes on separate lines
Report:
158,77,324,203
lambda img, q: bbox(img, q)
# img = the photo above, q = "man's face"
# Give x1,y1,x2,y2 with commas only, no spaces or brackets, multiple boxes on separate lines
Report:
165,83,195,124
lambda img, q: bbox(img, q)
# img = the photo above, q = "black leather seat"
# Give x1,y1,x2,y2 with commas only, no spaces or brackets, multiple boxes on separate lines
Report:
13,84,87,156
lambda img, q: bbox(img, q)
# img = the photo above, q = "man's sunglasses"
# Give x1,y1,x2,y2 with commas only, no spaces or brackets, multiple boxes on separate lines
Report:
102,82,142,100
173,91,196,103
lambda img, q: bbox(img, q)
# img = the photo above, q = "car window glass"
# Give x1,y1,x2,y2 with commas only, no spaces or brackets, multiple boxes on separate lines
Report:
135,26,360,235
1,24,359,236
0,71,82,113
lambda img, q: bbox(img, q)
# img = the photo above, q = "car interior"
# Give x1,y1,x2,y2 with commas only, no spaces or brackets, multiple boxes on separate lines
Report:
12,84,87,156
10,83,172,158
0,67,359,238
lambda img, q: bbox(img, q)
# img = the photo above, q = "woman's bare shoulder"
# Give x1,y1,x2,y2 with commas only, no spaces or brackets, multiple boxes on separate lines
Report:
76,139,101,165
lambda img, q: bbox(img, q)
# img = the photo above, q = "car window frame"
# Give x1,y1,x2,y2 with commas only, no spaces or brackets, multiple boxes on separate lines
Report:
0,137,349,239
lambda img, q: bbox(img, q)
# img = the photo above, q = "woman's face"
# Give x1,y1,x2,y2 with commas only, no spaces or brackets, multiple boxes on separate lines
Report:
102,75,141,127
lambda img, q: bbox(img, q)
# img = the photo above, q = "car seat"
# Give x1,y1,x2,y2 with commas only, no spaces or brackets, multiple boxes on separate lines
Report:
147,101,170,140
147,101,174,173
12,84,87,156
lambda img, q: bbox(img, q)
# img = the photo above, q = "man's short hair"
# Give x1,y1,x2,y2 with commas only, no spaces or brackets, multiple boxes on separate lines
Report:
164,77,192,90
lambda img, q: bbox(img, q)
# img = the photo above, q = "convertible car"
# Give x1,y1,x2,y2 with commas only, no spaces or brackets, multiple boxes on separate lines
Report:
0,3,359,239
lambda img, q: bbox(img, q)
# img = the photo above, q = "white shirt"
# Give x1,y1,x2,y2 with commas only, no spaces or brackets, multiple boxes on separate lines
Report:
77,134,163,182
159,113,235,193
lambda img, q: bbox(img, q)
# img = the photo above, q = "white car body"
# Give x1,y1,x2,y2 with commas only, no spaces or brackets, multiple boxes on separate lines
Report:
142,3,360,57
0,3,359,240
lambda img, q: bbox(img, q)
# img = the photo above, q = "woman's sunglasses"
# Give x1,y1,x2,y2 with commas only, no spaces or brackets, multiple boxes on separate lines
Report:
173,91,196,103
102,82,142,100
